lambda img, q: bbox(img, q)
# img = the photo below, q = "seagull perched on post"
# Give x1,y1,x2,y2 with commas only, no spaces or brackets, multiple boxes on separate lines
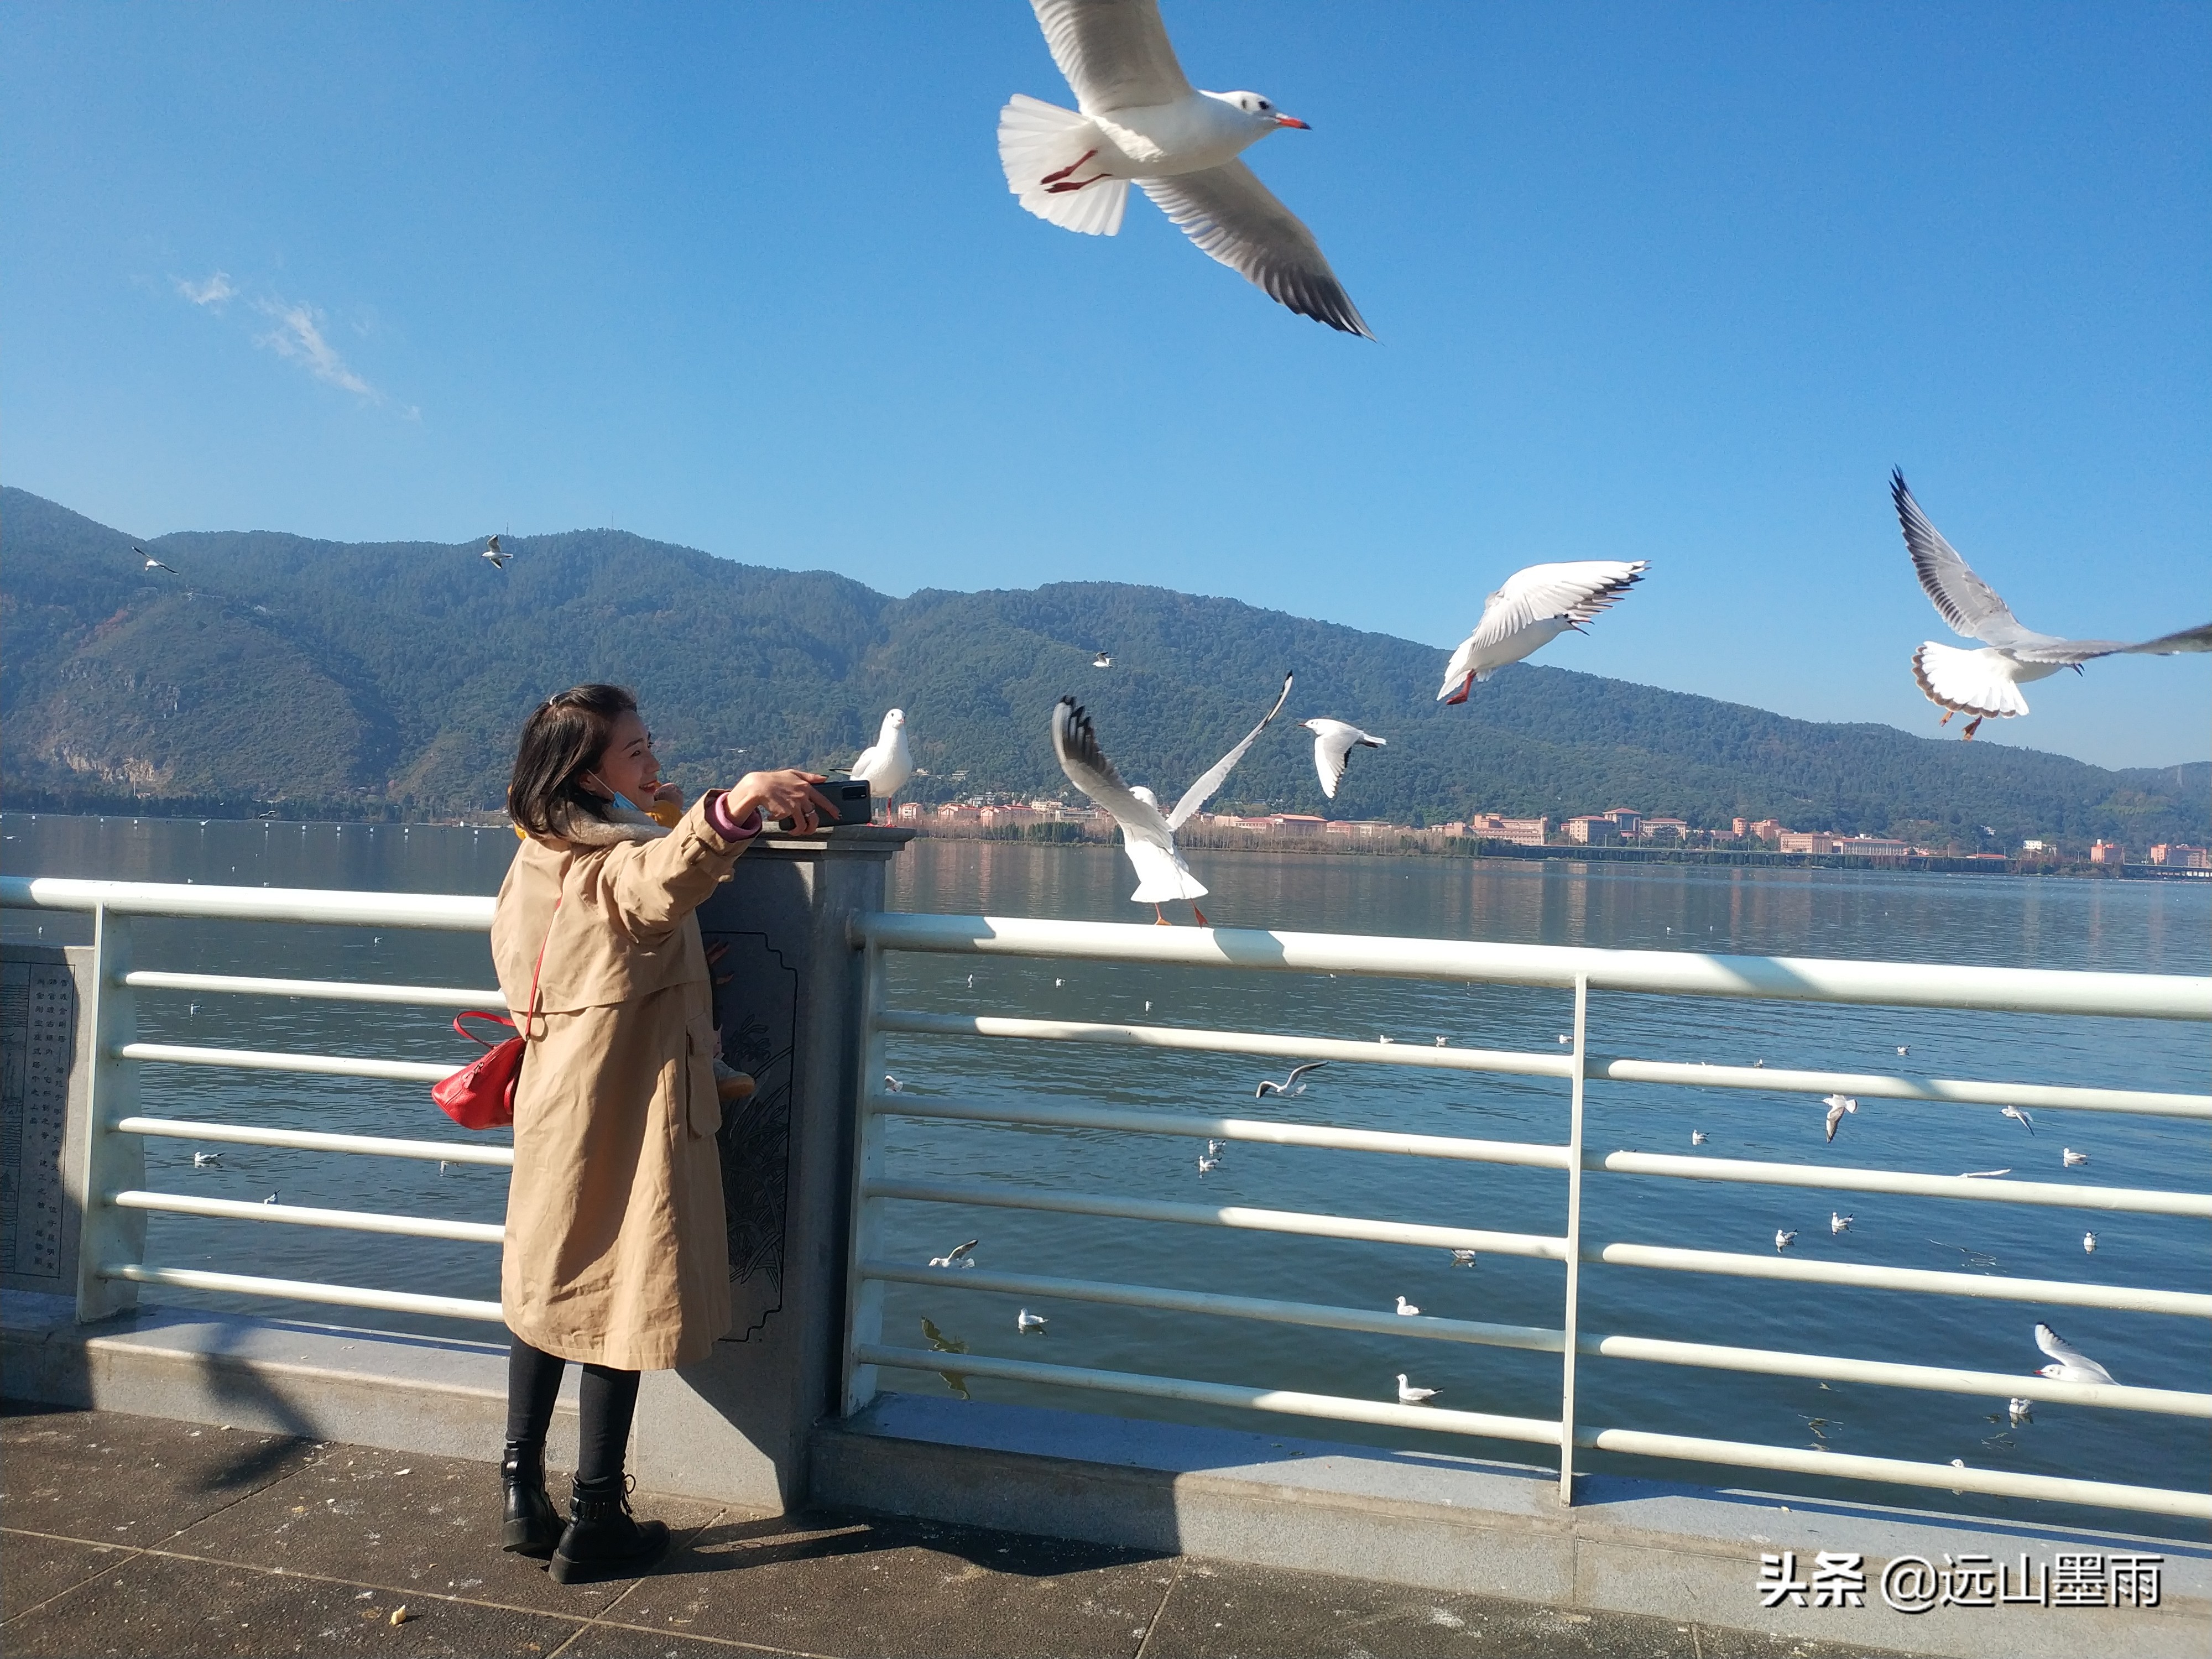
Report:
1435,562,1649,703
848,709,914,809
1891,471,2211,739
999,0,1371,337
1051,675,1292,924
1822,1094,1857,1143
1301,719,1384,800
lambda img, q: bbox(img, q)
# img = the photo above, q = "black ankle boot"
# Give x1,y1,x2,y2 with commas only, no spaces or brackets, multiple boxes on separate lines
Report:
499,1441,561,1557
547,1477,670,1585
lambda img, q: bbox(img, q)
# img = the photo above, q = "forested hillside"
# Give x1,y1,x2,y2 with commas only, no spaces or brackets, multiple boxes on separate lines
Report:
3,487,2204,845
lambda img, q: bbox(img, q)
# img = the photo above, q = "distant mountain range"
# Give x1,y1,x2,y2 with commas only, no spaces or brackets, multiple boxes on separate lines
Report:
3,486,2204,847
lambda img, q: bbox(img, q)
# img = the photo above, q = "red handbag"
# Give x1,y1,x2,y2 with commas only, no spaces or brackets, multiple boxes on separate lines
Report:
433,900,557,1130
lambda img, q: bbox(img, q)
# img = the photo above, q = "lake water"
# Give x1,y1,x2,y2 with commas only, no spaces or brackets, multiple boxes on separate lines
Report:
5,813,2206,1531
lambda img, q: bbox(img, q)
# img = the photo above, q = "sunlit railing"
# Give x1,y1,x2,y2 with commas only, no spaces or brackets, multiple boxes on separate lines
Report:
843,912,2212,1521
7,873,2209,1522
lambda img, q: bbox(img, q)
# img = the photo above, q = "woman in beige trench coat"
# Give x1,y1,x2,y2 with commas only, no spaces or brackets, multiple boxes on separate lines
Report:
491,684,833,1584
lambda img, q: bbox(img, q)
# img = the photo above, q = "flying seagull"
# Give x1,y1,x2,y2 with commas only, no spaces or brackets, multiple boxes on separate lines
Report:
1000,0,1372,337
1892,471,2212,738
849,708,914,807
1822,1094,1856,1142
1051,674,1293,924
136,545,177,573
2032,1322,2115,1385
927,1239,979,1269
482,534,509,569
2000,1104,2035,1136
1690,1130,1708,1146
1255,1061,1327,1098
1436,561,1649,703
1302,718,1385,800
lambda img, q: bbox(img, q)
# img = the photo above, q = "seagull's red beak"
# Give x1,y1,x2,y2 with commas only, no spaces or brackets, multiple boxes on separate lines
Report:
1275,114,1310,129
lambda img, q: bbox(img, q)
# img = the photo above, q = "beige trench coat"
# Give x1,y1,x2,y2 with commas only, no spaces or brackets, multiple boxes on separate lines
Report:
491,797,751,1371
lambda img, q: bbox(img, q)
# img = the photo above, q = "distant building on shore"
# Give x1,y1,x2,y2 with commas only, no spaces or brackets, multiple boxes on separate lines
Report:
2090,840,2125,865
1459,813,1550,847
1564,815,1619,845
2150,843,2208,869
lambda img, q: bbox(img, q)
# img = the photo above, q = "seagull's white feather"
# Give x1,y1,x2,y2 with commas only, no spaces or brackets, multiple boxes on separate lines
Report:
1141,164,1371,339
2033,1322,2115,1385
1302,719,1384,800
998,94,1131,234
849,708,915,800
1052,698,1206,903
1029,0,1194,115
1437,561,1648,698
1911,642,2057,722
1168,671,1293,828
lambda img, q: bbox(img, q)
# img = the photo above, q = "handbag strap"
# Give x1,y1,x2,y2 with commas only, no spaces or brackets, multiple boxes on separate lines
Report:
519,895,560,1040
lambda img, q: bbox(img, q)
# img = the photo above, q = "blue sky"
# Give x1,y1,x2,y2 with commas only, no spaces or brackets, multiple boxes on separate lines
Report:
5,2,2206,769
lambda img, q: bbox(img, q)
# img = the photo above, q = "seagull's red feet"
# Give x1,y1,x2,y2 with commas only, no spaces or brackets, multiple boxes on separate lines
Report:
1963,717,1984,740
1191,904,1210,927
1443,677,1473,706
1154,905,1170,926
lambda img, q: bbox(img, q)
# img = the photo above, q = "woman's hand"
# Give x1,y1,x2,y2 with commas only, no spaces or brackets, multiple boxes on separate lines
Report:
652,782,686,811
727,770,839,834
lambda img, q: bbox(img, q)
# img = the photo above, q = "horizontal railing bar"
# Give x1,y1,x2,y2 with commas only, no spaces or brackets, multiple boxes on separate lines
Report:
116,1042,460,1084
123,971,506,1010
1590,1242,2212,1317
1577,1427,2211,1520
856,913,2212,1021
1589,1151,2211,1217
113,1116,513,1166
100,1262,504,1322
1591,1057,2211,1120
860,1260,1567,1352
864,1179,1567,1260
875,1010,1571,1080
3,875,494,931
866,1094,1572,1170
1585,1333,2212,1416
111,1189,503,1244
856,1343,1563,1446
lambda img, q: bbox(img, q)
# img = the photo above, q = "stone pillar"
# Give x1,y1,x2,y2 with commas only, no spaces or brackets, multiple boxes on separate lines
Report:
631,825,914,1510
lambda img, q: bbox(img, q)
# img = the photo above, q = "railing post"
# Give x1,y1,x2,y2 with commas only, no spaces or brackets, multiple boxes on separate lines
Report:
75,905,147,1320
842,940,888,1415
1557,971,1588,1504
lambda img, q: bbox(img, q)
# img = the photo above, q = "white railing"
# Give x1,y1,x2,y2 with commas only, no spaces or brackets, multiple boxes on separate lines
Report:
843,911,2212,1522
0,875,507,1325
8,874,2209,1524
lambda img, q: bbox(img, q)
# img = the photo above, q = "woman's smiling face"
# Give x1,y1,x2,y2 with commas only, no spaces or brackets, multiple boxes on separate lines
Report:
587,710,660,805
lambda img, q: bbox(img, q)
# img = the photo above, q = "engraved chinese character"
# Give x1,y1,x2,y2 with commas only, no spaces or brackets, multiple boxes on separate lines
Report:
1943,1553,1997,1608
2052,1553,2109,1608
2109,1555,2163,1609
1811,1552,1866,1609
1758,1551,1810,1609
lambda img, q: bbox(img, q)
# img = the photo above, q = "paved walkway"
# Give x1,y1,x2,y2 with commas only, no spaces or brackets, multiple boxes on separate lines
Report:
1,1403,1912,1658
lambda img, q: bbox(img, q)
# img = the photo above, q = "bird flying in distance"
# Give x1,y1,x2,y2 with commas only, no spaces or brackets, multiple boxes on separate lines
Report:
1892,471,2211,739
1000,0,1371,337
849,708,914,807
1051,674,1293,924
2000,1104,2035,1135
1092,650,1113,668
1302,718,1384,800
928,1239,979,1269
1822,1094,1856,1142
136,545,178,573
1436,562,1648,703
1255,1061,1327,1098
482,534,509,569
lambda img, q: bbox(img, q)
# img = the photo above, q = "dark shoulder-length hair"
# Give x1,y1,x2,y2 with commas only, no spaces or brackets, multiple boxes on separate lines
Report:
507,684,637,837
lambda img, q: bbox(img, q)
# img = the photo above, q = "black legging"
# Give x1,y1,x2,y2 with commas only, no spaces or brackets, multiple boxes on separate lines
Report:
506,1335,640,1492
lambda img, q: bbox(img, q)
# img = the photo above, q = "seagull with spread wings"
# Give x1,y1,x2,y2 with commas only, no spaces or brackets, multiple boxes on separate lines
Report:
1051,673,1293,925
999,0,1371,337
1301,718,1385,800
1436,562,1649,703
1892,471,2211,739
135,545,178,574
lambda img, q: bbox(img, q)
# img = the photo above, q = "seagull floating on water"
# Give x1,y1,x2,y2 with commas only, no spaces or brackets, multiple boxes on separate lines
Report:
1196,1154,1221,1175
1436,562,1649,703
848,709,914,807
1830,1212,1853,1235
2033,1322,2115,1385
1301,718,1385,800
1895,1045,1911,1057
2082,1230,2098,1254
1775,1229,1797,1253
1822,1094,1856,1143
1395,1374,1439,1405
1052,676,1292,924
192,1150,222,1167
883,1074,906,1093
928,1239,979,1269
2062,1147,2088,1167
1892,470,2211,738
1447,1248,1478,1267
1394,1295,1420,1317
2007,1397,2033,1427
999,0,1371,337
2000,1104,2035,1135
1016,1308,1048,1333
1255,1061,1327,1099
1690,1130,1707,1146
